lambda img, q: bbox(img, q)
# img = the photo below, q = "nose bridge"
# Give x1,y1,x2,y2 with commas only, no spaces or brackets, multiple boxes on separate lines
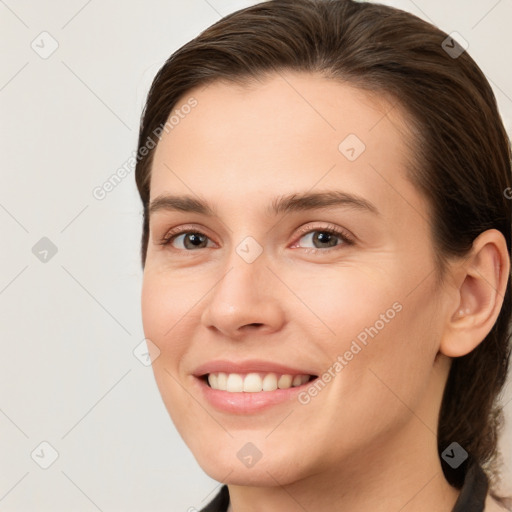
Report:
213,237,269,308
200,235,284,336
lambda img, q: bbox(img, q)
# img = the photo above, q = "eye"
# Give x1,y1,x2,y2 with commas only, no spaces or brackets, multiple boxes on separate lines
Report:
291,224,354,252
158,223,354,253
159,228,214,250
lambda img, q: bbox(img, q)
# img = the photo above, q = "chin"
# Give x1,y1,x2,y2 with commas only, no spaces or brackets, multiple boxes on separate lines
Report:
191,440,310,487
201,461,301,487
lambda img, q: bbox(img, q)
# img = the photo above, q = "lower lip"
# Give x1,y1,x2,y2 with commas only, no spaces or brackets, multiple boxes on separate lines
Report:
194,376,315,414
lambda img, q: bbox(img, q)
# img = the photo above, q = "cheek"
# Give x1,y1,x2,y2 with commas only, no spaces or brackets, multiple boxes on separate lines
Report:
141,271,198,351
331,283,441,428
141,274,203,427
140,272,196,414
302,266,440,404
288,267,401,345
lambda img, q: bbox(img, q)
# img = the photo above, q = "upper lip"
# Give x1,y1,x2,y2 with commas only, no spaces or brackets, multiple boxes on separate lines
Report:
193,359,318,377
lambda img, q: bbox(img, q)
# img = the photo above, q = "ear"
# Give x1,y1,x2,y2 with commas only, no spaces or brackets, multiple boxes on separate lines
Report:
440,229,510,358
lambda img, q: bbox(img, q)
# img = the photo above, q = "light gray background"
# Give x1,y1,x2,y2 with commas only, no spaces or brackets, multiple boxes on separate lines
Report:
1,0,511,510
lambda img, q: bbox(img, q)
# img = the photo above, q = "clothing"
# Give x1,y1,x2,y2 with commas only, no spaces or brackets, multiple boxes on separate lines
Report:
199,459,489,512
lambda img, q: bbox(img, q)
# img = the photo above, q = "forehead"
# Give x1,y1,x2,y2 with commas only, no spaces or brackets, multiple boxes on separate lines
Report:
149,71,428,224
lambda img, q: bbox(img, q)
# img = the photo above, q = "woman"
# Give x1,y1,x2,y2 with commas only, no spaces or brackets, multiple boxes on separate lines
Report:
135,0,512,510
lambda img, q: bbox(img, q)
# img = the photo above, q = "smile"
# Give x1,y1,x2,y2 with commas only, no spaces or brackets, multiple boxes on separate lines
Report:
206,372,314,392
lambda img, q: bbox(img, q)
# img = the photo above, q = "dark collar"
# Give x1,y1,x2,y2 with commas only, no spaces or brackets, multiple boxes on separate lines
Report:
451,459,488,512
200,484,229,512
200,459,488,512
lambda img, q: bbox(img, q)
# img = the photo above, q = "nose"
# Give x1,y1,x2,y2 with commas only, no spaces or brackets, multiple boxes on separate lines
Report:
200,252,286,339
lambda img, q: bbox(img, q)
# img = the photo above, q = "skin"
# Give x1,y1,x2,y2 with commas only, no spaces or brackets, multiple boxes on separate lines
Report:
140,71,509,512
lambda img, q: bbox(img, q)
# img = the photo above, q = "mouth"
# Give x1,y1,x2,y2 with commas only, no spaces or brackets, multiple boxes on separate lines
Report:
199,372,318,392
192,360,320,413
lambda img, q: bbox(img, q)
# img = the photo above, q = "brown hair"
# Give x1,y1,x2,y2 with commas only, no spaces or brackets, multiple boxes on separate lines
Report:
134,0,512,503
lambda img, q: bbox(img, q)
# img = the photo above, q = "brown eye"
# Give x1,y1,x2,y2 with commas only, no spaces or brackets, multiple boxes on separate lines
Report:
298,230,342,249
160,230,213,250
293,225,354,252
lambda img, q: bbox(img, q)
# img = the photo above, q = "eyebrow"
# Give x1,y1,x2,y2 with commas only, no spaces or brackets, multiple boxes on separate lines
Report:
148,190,380,218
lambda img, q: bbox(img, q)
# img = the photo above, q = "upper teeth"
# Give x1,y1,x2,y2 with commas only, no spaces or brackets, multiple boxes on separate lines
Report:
207,372,311,392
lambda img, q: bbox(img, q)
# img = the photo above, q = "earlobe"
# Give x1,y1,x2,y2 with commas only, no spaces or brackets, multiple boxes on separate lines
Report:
440,229,510,358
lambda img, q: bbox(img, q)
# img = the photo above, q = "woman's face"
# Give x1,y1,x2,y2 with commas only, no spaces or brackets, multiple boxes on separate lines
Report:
141,71,453,485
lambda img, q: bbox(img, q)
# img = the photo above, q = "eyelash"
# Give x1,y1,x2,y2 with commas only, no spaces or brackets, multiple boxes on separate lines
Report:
158,223,354,254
